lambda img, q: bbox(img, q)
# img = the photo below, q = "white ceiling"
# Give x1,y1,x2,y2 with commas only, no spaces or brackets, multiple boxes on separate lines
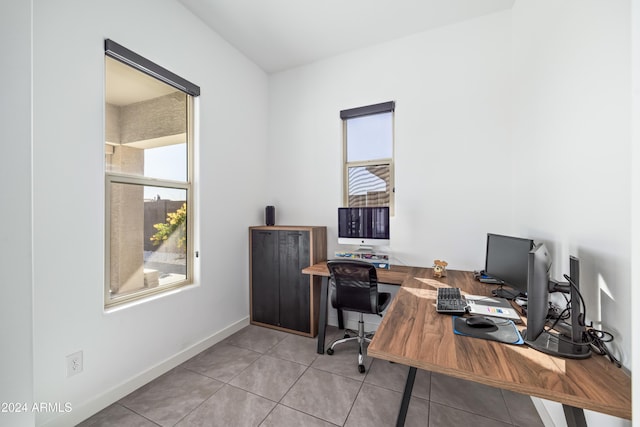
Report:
177,0,515,73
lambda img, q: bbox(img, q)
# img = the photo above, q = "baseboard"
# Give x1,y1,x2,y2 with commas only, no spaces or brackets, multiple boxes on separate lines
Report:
40,317,250,427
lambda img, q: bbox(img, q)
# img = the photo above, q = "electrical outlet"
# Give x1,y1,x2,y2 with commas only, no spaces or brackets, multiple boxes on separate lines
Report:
66,351,83,377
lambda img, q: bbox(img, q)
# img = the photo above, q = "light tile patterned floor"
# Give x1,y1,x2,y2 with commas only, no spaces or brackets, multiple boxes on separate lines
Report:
78,325,544,427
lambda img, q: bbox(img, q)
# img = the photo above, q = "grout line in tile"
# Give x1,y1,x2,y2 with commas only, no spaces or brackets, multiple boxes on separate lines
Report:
276,360,312,404
429,400,515,426
342,377,367,426
257,402,279,426
500,389,516,425
274,402,343,427
115,402,163,427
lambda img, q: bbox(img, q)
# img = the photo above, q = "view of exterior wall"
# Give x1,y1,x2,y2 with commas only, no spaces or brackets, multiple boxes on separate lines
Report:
120,92,186,144
347,165,391,207
108,147,144,295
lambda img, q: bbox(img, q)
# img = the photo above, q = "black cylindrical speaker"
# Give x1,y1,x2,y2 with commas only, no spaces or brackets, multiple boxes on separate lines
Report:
265,206,275,226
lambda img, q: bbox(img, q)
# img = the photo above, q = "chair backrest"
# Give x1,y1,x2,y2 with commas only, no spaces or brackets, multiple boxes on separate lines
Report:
327,259,380,314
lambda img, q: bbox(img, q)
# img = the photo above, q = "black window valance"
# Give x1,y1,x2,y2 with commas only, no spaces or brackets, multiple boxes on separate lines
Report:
340,101,395,120
105,39,200,97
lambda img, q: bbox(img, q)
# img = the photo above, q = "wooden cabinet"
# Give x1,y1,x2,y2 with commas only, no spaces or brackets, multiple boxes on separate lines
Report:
249,226,327,336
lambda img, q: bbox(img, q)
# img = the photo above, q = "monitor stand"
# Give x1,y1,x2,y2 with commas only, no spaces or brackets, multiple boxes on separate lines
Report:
526,261,592,360
335,246,391,269
523,329,591,359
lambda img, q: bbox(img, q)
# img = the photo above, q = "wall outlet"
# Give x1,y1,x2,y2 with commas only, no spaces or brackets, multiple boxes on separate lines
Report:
66,351,83,377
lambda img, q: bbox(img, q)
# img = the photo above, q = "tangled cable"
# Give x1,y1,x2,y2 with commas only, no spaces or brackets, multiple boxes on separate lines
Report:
548,273,622,367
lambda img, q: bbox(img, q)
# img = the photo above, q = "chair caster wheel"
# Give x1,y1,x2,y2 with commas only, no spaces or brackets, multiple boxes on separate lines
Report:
326,348,334,355
358,364,365,373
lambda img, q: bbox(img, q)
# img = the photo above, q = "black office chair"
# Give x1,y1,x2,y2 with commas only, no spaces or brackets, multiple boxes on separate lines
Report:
325,259,391,373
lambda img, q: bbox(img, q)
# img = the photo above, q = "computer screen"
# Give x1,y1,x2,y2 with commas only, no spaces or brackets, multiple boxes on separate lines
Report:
484,233,534,295
338,207,390,247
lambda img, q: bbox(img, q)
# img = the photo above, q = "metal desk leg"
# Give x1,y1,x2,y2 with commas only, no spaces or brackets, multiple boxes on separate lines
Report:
563,405,587,427
317,276,329,354
396,366,417,427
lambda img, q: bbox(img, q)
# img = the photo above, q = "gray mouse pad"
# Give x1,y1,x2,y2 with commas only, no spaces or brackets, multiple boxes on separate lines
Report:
453,316,524,345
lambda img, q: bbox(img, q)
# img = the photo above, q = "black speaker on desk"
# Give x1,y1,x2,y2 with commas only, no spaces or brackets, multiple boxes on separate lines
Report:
265,205,275,226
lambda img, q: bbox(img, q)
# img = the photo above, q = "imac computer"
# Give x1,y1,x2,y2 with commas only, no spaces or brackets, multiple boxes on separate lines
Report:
338,207,390,249
522,244,591,359
484,233,534,299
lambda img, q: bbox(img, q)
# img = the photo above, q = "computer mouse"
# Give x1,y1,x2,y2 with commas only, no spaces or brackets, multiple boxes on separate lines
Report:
465,316,496,328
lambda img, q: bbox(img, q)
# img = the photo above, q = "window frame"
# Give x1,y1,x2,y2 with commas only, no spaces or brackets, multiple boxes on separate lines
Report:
341,101,395,214
104,39,199,308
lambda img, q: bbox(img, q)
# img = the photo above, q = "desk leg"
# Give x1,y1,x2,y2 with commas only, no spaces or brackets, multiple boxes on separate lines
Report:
317,276,329,354
563,405,587,427
396,366,417,427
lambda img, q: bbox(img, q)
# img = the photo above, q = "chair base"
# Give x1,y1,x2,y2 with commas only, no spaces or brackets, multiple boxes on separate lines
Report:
326,313,373,373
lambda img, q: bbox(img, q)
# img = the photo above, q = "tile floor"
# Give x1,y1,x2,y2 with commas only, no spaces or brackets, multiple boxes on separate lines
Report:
79,324,544,427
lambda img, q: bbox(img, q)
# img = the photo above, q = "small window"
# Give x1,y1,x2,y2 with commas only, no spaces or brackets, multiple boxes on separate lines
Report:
104,40,199,308
341,102,395,211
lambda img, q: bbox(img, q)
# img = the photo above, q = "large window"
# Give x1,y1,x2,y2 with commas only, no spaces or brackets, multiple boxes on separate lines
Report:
341,102,395,210
104,40,200,307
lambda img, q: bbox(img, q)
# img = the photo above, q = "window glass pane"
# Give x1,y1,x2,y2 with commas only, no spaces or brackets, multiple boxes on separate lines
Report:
105,140,187,181
144,143,187,181
347,165,391,207
346,112,393,162
109,182,187,299
105,56,187,181
105,45,197,307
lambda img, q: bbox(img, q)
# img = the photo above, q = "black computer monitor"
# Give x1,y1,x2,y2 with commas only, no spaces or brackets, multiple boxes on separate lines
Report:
523,245,590,359
338,207,390,248
484,233,534,298
522,243,551,345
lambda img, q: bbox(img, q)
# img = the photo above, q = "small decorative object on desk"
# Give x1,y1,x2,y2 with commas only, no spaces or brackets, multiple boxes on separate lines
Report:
433,260,448,278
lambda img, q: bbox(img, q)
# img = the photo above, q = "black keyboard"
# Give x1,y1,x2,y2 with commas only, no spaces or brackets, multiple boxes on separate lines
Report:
436,287,467,315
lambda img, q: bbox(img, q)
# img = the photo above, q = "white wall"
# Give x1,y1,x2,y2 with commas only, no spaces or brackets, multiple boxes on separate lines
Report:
1,1,35,427
268,10,513,269
269,2,633,426
268,10,513,329
510,1,631,426
631,0,640,423
28,0,268,425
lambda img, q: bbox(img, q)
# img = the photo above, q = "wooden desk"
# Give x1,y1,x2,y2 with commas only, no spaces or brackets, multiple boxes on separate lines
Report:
302,262,631,427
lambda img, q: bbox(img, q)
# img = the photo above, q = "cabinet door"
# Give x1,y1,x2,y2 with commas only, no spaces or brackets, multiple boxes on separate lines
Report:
278,230,311,332
251,229,279,326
